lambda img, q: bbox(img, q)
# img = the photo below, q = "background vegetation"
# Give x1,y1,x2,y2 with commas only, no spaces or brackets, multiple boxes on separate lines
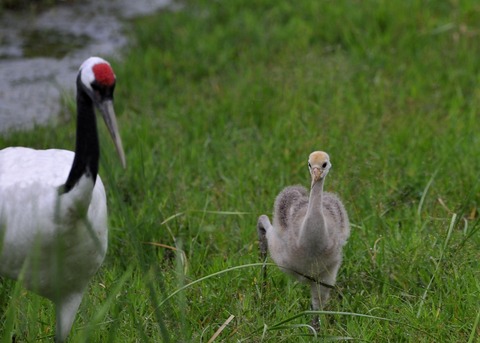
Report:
1,0,479,341
0,0,74,12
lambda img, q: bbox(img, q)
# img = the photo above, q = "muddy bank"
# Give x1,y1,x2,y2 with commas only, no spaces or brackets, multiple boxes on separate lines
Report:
0,0,172,133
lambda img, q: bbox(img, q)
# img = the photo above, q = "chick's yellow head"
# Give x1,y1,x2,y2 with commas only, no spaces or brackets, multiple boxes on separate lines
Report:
308,151,331,183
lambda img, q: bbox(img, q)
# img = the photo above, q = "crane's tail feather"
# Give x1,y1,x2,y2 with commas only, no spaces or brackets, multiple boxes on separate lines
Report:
257,215,271,290
257,215,270,261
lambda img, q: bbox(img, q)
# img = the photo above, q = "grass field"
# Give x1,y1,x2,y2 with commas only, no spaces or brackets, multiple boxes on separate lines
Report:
1,0,480,341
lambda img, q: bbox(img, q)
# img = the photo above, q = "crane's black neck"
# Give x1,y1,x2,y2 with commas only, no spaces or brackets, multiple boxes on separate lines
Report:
63,75,99,193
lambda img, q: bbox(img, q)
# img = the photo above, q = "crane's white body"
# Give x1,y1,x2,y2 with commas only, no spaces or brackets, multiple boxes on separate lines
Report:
0,147,108,340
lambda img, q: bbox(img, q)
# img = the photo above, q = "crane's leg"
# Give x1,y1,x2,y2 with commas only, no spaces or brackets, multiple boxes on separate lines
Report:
310,266,339,331
310,283,325,331
55,292,83,343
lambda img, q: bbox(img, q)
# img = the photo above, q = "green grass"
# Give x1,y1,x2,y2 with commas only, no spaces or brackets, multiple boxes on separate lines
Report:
1,0,480,341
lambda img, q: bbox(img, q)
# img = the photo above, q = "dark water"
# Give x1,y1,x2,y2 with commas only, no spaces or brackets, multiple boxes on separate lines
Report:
0,0,172,133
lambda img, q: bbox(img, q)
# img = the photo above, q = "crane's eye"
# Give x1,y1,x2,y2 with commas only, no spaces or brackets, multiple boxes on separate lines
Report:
308,162,312,169
322,162,328,168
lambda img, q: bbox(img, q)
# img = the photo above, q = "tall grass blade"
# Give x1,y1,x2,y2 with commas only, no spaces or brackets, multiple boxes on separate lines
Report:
207,314,235,343
263,310,437,340
82,266,133,341
1,282,22,343
155,263,268,310
416,213,457,318
468,307,480,343
417,171,437,217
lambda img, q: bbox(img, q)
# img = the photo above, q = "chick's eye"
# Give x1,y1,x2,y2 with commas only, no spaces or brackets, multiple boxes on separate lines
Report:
308,162,312,169
322,162,328,168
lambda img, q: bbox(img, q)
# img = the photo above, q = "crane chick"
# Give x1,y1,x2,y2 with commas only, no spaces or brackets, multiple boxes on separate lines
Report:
257,151,350,321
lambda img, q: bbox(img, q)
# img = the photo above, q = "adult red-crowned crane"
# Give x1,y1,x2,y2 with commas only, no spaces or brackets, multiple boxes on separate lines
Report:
257,151,350,328
0,57,126,342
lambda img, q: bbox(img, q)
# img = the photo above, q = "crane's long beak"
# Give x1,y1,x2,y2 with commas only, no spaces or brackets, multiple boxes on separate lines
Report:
98,100,126,168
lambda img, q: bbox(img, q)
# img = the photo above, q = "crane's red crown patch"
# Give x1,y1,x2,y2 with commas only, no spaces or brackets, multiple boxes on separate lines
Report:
92,63,115,86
